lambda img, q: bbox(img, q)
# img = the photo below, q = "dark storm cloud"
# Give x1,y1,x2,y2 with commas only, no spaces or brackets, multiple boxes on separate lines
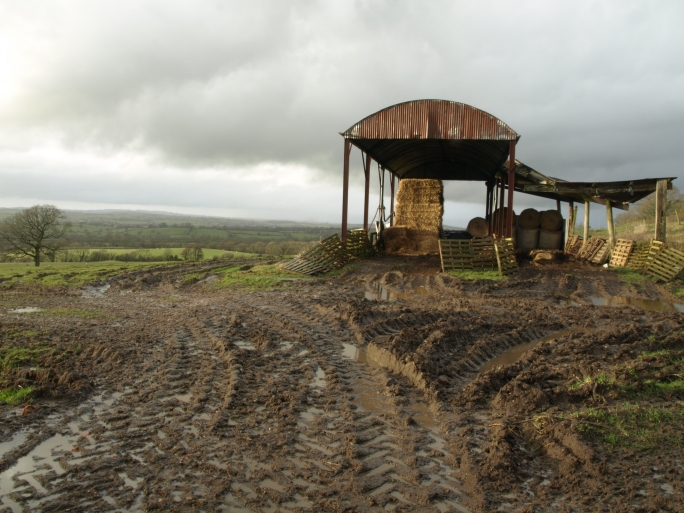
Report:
0,0,683,214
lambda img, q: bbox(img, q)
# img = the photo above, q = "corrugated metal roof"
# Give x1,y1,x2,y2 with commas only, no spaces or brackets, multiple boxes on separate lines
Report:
341,100,519,181
510,160,676,211
342,100,519,140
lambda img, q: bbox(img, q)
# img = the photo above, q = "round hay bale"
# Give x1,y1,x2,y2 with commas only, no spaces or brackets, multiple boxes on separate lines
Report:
466,217,489,238
518,208,540,229
540,210,563,231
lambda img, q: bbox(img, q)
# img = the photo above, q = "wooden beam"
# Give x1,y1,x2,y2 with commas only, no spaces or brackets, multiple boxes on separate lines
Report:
583,200,590,245
523,182,667,195
506,141,516,238
606,200,615,248
655,179,668,242
363,153,371,231
568,201,575,235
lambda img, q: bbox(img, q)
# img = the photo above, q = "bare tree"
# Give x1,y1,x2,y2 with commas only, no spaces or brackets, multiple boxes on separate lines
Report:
0,205,71,266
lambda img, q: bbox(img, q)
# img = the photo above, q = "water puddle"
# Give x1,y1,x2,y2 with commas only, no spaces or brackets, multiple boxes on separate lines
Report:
480,327,596,373
234,340,256,351
8,307,42,314
81,283,110,298
365,283,433,302
0,432,28,460
309,367,326,390
563,296,684,313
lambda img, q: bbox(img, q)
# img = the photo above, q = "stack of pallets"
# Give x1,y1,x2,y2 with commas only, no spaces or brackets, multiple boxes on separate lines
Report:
645,246,684,282
346,229,371,259
282,234,348,275
439,237,513,275
576,237,607,262
565,235,583,255
494,238,519,276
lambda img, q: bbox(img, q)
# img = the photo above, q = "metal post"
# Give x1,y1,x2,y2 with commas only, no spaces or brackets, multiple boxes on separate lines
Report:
606,200,615,248
583,199,590,245
556,200,561,212
363,153,371,231
498,174,506,237
506,141,516,238
485,182,493,221
491,177,499,235
389,173,396,227
655,179,668,242
341,139,351,244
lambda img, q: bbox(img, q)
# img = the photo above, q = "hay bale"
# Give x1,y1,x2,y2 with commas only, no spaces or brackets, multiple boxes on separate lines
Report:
540,210,563,231
394,179,443,233
466,217,489,238
518,208,540,229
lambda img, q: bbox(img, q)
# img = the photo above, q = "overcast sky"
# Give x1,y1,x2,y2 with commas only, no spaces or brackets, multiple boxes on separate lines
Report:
1,0,682,227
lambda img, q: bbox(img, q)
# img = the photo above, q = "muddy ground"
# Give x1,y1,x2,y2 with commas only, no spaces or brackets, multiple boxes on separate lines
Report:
0,256,682,512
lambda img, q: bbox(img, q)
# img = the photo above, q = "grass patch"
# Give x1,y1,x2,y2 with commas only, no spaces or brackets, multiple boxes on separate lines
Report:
0,387,33,405
0,347,48,373
575,403,684,450
614,268,647,288
448,270,506,281
45,308,106,319
212,264,304,290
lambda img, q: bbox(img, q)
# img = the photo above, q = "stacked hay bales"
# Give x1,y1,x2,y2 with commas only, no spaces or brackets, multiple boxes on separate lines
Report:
515,208,564,250
383,179,443,255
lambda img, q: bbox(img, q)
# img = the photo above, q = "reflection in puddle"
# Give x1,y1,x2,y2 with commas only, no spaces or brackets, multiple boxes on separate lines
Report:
0,432,28,460
480,327,597,373
8,307,42,314
563,296,684,313
364,282,432,302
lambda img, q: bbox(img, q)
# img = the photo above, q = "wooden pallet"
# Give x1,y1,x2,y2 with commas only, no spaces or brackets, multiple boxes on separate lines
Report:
282,234,348,275
645,247,684,283
591,242,611,265
346,229,370,259
565,235,581,254
626,242,650,269
494,238,518,276
609,239,635,267
576,237,605,262
644,240,666,271
438,240,473,272
471,237,498,271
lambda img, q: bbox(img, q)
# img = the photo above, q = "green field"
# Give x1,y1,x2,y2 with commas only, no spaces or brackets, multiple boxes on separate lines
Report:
0,261,173,287
86,248,256,259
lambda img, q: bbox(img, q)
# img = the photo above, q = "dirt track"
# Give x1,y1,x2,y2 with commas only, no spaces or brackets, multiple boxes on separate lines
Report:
0,257,682,512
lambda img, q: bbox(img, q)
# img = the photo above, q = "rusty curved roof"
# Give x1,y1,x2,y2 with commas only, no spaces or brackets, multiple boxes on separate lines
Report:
341,100,519,181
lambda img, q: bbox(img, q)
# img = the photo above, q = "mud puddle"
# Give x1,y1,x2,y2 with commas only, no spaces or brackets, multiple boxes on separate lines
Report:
480,327,596,373
0,391,128,511
7,307,42,314
81,283,111,298
564,296,684,312
365,282,433,302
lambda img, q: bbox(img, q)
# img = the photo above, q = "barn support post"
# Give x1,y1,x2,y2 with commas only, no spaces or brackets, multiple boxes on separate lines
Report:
556,200,561,212
363,153,371,231
389,173,396,227
583,200,590,245
485,182,493,222
655,179,668,242
341,139,352,244
606,200,615,248
491,176,499,235
498,175,506,237
568,201,575,235
506,141,516,238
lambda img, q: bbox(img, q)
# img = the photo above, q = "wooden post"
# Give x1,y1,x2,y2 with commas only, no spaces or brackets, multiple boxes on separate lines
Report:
363,153,371,231
655,179,667,242
556,200,561,212
568,201,575,235
606,200,615,248
341,139,351,244
491,177,500,235
506,141,516,238
583,199,590,245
